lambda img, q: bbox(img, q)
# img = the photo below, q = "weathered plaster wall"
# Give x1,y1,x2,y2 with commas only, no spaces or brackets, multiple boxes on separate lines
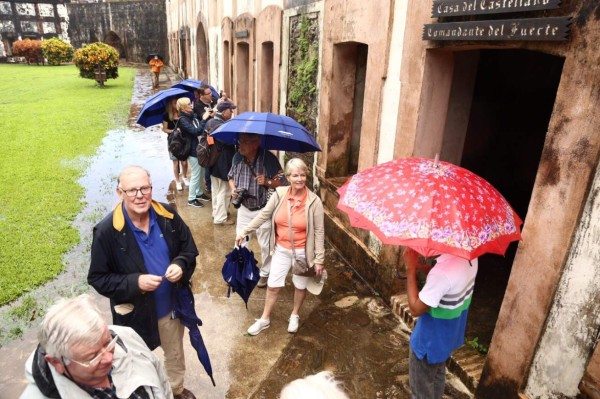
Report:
525,160,600,398
66,0,168,64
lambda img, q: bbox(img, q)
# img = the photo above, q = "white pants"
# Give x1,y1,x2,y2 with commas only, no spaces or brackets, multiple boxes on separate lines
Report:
269,245,310,289
187,156,205,201
236,205,271,277
211,176,231,223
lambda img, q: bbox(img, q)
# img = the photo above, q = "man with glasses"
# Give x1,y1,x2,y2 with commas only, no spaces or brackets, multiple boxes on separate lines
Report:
193,84,216,198
88,165,198,399
21,294,173,398
229,133,287,287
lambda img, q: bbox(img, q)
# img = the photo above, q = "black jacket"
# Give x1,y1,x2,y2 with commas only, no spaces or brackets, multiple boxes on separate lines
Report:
88,201,198,349
206,115,236,180
178,111,208,158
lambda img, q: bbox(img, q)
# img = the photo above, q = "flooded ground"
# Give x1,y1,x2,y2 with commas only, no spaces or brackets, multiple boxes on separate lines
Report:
0,67,476,398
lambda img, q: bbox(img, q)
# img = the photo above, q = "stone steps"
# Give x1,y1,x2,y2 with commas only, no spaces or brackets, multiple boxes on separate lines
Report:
391,294,486,393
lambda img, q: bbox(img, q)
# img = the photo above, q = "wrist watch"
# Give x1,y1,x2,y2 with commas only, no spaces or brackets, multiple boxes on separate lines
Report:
267,179,272,187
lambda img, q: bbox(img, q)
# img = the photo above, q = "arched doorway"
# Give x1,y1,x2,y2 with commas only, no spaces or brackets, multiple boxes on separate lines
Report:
196,23,208,80
104,31,125,59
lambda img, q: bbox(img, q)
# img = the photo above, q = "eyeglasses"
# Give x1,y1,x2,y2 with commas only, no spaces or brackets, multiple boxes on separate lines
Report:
201,91,211,96
64,334,119,368
119,185,152,197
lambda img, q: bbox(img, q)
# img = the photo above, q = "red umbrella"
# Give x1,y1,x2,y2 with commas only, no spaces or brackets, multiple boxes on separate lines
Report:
337,157,523,260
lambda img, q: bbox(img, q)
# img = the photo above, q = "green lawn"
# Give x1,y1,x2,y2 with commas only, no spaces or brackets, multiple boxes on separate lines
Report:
0,64,134,306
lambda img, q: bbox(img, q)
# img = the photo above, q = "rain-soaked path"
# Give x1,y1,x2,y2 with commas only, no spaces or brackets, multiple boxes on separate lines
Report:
0,68,473,399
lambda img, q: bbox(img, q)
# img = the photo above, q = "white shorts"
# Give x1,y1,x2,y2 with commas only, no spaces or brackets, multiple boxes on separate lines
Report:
268,244,310,290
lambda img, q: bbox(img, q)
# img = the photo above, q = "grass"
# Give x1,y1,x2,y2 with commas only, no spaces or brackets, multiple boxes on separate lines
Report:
0,64,134,306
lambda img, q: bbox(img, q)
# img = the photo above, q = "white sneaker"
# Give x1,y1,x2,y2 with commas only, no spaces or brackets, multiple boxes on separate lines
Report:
182,176,190,186
288,315,300,333
247,319,270,336
176,180,183,191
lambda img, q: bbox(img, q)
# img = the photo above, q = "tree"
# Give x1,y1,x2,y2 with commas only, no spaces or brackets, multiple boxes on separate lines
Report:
12,39,43,65
41,38,74,66
73,42,119,81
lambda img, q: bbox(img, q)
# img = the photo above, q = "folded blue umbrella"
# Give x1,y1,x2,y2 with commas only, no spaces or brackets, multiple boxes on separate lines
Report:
172,284,216,386
172,79,219,99
136,88,194,128
222,246,260,308
210,112,321,153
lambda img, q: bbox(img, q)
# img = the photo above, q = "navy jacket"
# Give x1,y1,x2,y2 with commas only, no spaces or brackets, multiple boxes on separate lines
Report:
88,201,198,350
178,111,208,158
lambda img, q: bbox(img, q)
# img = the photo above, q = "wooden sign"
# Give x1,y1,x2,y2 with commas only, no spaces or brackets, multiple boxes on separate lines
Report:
423,17,570,41
432,0,562,17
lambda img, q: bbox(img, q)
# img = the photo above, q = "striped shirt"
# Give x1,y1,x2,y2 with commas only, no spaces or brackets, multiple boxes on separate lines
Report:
409,254,478,364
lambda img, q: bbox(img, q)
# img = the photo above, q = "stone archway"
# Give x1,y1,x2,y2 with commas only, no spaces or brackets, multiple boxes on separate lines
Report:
195,22,209,80
104,31,125,59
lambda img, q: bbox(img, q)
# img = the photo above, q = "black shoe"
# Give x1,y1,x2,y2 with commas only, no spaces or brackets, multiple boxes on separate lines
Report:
196,194,211,202
188,199,204,208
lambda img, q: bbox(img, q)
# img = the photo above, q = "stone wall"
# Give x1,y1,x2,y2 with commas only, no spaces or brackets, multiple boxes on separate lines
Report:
66,0,168,63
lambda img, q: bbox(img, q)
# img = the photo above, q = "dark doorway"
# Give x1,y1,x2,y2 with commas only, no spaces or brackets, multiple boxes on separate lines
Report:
461,50,564,348
260,41,274,112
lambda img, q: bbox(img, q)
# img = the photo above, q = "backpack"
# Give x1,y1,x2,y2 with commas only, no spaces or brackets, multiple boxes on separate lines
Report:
197,122,221,168
168,120,191,161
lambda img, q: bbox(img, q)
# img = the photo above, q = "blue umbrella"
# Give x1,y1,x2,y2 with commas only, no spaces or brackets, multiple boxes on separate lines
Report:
172,284,216,386
210,112,321,153
222,246,260,308
172,79,219,99
136,88,194,128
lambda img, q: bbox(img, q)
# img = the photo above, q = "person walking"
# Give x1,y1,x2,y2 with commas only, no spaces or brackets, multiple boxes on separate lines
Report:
403,247,479,399
236,158,325,335
21,294,173,399
205,100,237,225
88,165,199,399
176,97,211,208
163,97,188,191
229,133,287,288
149,55,164,89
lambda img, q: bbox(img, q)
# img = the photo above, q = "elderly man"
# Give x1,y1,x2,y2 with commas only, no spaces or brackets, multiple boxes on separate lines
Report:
228,133,287,287
205,100,237,225
21,294,173,398
88,165,199,399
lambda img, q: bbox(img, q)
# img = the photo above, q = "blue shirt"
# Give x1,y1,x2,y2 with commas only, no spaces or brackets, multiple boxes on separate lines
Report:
124,205,173,318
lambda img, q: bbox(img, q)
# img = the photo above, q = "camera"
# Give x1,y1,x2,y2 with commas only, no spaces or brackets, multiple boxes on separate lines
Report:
232,188,249,209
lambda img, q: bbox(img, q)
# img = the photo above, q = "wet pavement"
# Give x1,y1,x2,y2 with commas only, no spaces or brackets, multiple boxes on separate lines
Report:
0,67,474,398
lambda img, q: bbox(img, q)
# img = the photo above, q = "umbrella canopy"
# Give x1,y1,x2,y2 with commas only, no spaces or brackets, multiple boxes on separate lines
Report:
222,246,260,307
210,112,321,153
337,157,523,260
135,88,194,128
146,53,164,63
172,284,216,386
172,79,219,99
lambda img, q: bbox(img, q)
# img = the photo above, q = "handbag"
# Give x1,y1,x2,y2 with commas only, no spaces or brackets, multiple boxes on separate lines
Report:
287,200,314,277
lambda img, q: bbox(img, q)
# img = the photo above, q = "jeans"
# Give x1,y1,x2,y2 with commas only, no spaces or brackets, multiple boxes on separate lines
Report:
409,349,446,399
187,156,204,201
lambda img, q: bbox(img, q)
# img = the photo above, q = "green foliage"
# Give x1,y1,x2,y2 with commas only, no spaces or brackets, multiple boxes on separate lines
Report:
12,39,43,64
41,37,74,66
0,64,135,306
465,336,489,354
287,16,319,126
8,296,40,321
73,42,119,80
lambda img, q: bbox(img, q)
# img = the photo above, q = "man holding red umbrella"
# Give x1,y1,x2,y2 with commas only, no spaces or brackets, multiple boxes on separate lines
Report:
404,248,478,398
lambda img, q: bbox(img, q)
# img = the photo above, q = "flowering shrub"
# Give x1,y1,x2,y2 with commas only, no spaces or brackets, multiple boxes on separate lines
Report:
41,38,74,66
13,39,43,64
72,42,119,80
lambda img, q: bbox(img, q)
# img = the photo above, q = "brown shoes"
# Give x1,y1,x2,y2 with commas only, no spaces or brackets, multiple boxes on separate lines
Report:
174,388,196,399
257,276,268,288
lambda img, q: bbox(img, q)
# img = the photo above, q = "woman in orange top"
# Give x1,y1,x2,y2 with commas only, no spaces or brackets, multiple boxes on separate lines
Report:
236,158,325,335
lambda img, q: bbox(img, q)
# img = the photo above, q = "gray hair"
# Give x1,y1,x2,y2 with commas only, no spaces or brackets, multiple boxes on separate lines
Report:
38,294,106,359
284,158,308,177
116,165,151,187
280,371,349,399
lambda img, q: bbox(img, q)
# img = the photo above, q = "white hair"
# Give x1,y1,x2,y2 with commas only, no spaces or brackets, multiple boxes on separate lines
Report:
280,371,350,399
38,294,106,359
284,157,308,177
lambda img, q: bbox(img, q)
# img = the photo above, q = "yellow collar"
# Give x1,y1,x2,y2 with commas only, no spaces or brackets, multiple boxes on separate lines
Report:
112,200,174,231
